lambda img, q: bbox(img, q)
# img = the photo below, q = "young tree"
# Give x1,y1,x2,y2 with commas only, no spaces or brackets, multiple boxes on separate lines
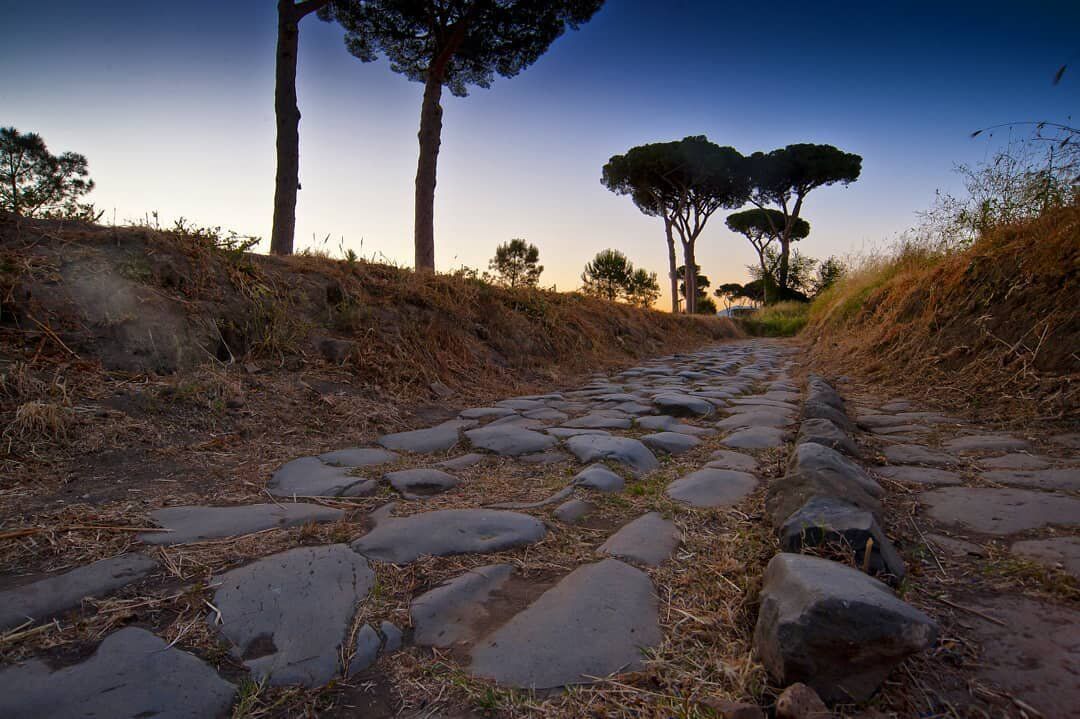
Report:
602,136,749,313
581,249,632,301
624,267,660,308
725,208,809,304
326,0,604,271
747,248,816,299
270,0,332,256
1,127,94,218
746,144,861,291
677,264,713,314
488,238,543,288
811,256,846,296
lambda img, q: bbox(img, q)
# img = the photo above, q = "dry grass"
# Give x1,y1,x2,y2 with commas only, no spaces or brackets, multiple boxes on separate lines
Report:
805,202,1080,423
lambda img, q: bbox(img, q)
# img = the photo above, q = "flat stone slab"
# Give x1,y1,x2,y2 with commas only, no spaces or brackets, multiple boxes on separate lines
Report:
565,435,659,477
870,465,962,485
635,414,714,436
319,447,399,467
753,553,937,703
882,444,957,467
598,512,681,566
210,544,374,686
1011,537,1080,578
573,463,625,493
268,456,379,497
411,564,515,648
722,426,788,449
641,431,701,455
459,406,517,420
978,453,1051,470
705,449,759,471
561,412,632,430
545,427,610,439
438,453,487,471
465,425,557,456
352,509,547,563
469,559,661,688
0,626,235,719
488,485,575,509
942,434,1031,453
925,532,986,558
980,468,1080,491
139,503,344,545
666,468,758,508
715,410,794,430
653,393,715,417
923,487,1080,534
967,595,1080,718
385,468,459,497
0,554,158,630
378,420,472,454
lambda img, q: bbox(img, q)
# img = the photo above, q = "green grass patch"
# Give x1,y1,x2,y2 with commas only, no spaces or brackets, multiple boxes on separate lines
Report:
737,301,810,337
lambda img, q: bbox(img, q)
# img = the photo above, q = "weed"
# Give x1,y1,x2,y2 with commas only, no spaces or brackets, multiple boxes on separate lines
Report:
738,301,810,337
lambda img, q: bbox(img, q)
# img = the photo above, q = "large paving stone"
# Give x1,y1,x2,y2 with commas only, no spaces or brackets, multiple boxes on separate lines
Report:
978,453,1051,470
598,512,681,566
967,596,1080,718
411,564,515,648
635,414,714,436
352,509,547,563
870,465,962,485
802,400,853,432
722,426,789,449
545,427,610,439
753,553,937,703
565,435,659,476
980,467,1080,491
796,418,858,456
378,420,473,453
705,449,759,471
789,442,883,498
942,434,1031,453
459,406,517,420
139,503,344,545
0,554,158,630
465,425,557,456
882,444,957,467
385,468,459,497
641,431,701,455
766,470,883,527
561,412,632,430
1010,537,1080,578
654,393,716,417
438,453,487,471
573,463,625,493
210,544,374,686
780,497,905,580
0,627,235,719
268,456,379,497
923,487,1080,534
666,468,758,508
469,559,661,688
715,410,795,430
319,447,400,467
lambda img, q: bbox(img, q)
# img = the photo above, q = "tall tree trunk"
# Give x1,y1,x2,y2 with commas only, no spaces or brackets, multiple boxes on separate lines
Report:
414,72,443,271
683,243,697,314
778,236,791,291
664,218,678,313
270,2,301,256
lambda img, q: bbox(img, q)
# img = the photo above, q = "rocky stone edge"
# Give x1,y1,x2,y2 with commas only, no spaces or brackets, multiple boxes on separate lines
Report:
752,374,938,705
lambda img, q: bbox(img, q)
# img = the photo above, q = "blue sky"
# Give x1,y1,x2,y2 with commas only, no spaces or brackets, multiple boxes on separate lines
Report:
3,1,1077,304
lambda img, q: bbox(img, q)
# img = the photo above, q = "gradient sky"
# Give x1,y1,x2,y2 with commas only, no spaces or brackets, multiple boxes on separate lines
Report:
4,1,1077,308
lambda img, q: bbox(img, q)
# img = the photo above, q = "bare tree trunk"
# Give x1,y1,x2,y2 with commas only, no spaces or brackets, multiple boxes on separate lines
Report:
778,236,791,291
270,1,301,256
665,218,678,313
414,72,443,272
683,243,697,314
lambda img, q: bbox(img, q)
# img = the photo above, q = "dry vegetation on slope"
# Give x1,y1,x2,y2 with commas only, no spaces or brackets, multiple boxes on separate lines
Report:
805,202,1079,420
0,212,738,518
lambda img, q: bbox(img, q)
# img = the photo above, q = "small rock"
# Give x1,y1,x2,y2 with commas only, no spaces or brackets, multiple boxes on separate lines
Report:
349,624,381,674
666,468,757,508
776,682,830,719
701,697,765,719
573,463,625,493
411,564,515,648
641,431,701,455
385,468,459,497
380,621,403,652
565,435,659,477
796,419,858,456
598,512,681,566
722,426,789,449
553,498,594,523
